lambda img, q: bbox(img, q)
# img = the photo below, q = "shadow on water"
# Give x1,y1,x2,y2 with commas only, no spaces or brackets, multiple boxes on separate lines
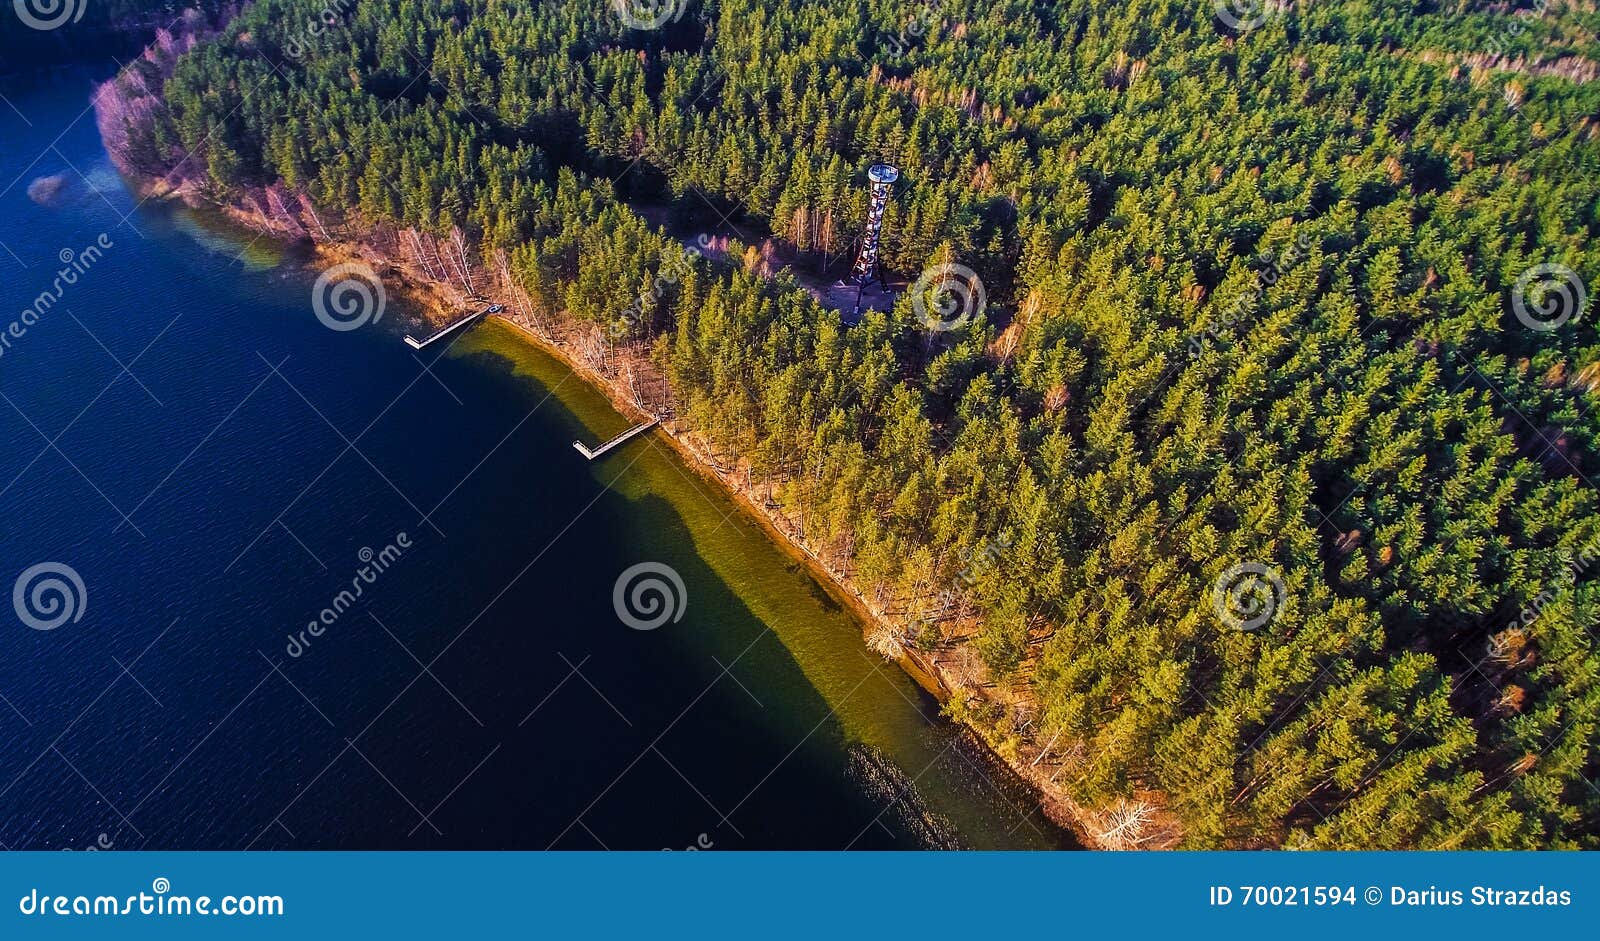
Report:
0,70,1074,850
450,321,1077,850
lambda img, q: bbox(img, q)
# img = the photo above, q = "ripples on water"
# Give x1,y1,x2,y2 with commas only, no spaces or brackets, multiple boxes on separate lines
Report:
0,69,1073,851
846,744,966,851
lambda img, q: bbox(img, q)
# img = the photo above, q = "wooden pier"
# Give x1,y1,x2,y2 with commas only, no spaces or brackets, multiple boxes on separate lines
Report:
574,420,659,460
404,304,502,350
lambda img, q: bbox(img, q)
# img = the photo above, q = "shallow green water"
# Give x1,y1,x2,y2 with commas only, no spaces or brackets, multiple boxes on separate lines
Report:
0,67,1070,848
452,320,1071,849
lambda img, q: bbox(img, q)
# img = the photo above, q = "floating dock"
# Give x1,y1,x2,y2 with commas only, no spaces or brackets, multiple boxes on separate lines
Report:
404,304,501,350
574,420,659,461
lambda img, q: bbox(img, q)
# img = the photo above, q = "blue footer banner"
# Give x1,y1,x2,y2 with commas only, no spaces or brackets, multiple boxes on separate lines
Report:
1,852,1595,937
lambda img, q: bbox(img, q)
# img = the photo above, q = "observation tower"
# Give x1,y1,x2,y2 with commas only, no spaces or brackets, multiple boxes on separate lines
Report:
849,163,899,315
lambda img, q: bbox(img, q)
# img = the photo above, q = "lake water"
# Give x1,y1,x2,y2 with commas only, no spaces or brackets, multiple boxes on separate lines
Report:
0,68,1071,850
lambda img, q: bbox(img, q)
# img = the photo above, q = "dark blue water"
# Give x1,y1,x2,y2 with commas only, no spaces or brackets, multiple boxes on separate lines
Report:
0,69,1069,851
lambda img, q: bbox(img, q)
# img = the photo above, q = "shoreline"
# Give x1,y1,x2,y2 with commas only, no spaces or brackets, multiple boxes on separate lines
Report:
486,310,1089,845
205,188,1104,848
108,138,1107,847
